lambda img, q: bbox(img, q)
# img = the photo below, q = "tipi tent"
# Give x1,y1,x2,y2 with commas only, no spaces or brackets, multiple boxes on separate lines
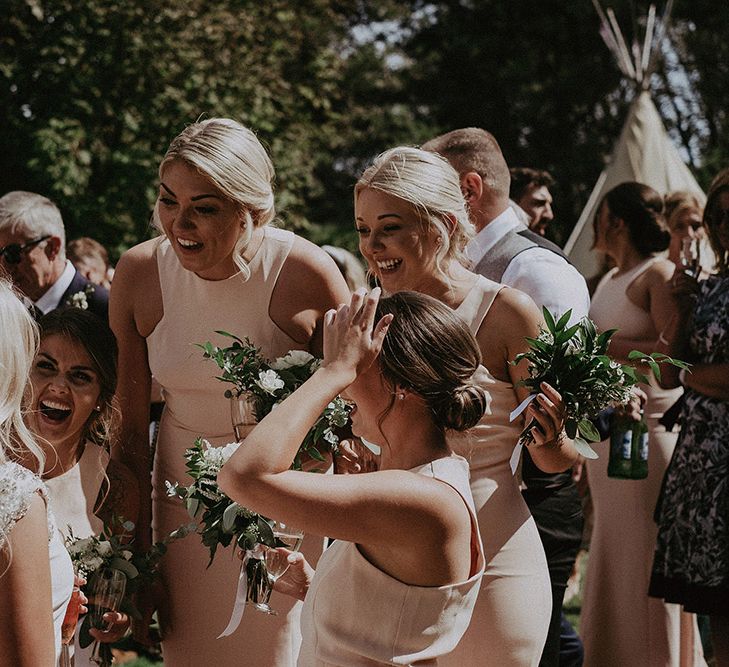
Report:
564,2,705,281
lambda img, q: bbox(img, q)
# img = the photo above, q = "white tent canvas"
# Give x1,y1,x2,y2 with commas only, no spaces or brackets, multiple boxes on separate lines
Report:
564,89,705,280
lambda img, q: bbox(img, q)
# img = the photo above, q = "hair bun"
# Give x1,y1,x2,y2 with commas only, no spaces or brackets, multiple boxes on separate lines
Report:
435,383,488,432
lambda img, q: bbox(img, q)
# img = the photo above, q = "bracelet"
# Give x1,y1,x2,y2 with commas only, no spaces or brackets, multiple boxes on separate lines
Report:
658,331,670,346
678,369,687,385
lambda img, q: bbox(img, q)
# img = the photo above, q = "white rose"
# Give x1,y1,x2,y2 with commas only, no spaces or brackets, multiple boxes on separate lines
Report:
96,541,113,557
85,556,104,572
256,369,285,395
122,550,133,560
270,350,315,370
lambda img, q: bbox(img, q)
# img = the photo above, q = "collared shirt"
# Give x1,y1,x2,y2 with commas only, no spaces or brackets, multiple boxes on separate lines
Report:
35,260,76,314
466,207,590,323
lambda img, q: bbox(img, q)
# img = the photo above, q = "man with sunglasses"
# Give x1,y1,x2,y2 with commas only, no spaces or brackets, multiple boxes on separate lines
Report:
0,191,108,319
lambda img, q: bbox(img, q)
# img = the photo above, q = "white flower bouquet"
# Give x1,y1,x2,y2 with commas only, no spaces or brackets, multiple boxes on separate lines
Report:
198,332,351,468
65,520,194,659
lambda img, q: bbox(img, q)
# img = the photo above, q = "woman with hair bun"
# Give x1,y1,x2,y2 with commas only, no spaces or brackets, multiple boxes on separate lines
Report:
353,146,574,665
111,118,349,664
581,182,704,665
219,288,487,665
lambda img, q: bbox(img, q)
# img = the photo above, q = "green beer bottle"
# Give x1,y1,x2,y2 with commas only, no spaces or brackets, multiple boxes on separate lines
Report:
608,412,649,480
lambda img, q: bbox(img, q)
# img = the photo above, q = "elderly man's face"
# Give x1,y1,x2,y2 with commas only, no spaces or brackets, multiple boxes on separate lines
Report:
0,229,58,300
518,184,554,236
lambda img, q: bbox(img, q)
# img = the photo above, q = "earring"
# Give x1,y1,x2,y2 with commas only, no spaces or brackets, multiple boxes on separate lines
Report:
396,392,405,401
94,405,101,411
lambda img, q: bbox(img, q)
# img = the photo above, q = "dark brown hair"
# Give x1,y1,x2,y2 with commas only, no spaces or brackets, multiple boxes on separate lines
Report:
509,168,555,202
704,168,729,275
602,182,670,256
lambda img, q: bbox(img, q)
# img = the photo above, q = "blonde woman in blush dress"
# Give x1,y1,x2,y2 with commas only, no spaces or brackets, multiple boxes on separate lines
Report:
110,119,350,666
352,147,585,665
582,182,705,666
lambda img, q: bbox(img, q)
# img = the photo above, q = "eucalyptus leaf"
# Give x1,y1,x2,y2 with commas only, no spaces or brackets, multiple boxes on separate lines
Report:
222,502,239,533
573,436,599,459
578,418,601,442
109,557,138,579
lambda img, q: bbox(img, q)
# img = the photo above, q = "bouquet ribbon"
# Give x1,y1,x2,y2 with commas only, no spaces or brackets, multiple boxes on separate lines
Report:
218,545,265,638
508,394,537,475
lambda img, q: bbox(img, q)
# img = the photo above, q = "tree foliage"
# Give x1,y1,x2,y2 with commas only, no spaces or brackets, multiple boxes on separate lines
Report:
1,0,727,257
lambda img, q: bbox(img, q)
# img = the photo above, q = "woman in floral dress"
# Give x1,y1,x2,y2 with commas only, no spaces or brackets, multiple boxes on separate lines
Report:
651,168,729,666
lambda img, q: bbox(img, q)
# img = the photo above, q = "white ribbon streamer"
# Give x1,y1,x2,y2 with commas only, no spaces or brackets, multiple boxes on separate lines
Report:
508,393,537,475
218,562,248,638
509,393,537,423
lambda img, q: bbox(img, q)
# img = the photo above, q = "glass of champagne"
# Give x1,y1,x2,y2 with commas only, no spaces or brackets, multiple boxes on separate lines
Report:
680,237,701,278
248,521,305,615
59,584,81,667
88,568,127,666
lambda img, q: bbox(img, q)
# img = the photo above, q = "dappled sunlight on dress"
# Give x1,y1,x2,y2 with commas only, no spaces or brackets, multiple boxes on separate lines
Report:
147,228,326,666
441,276,551,667
583,258,704,667
298,456,484,666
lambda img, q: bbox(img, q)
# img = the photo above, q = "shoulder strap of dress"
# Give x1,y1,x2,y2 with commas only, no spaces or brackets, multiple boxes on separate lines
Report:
471,276,506,334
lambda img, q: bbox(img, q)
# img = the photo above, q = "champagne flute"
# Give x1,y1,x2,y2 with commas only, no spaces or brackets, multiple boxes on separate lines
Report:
265,521,304,583
680,237,701,278
247,521,304,615
88,568,127,666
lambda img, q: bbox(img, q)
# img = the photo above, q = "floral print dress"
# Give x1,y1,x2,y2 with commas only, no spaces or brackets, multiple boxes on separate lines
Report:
651,273,729,616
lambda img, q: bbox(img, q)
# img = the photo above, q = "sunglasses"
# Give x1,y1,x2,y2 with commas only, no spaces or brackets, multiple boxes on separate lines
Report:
0,235,51,264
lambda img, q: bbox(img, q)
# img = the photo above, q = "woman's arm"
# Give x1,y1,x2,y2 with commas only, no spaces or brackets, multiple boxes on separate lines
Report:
484,288,579,473
682,363,729,401
218,291,471,585
109,248,155,551
0,493,56,667
269,236,351,357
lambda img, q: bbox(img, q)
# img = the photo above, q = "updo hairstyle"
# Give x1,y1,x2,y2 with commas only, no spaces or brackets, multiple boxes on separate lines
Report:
38,308,119,447
157,118,276,280
602,182,670,256
704,167,729,275
355,147,475,276
375,291,487,432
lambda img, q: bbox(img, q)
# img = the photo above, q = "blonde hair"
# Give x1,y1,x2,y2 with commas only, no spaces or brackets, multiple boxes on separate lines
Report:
664,191,703,233
355,147,474,276
154,118,276,280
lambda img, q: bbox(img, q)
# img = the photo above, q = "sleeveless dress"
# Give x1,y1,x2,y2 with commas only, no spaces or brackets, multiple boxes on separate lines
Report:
650,273,729,615
45,442,109,667
297,456,484,666
439,276,551,666
582,258,705,666
0,461,74,663
147,227,324,666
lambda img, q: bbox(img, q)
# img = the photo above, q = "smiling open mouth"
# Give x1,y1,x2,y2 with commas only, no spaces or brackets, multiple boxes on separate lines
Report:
376,258,402,273
177,237,204,251
39,399,72,422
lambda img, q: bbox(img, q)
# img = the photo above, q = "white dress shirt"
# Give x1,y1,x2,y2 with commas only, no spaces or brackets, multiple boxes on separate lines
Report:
466,207,590,323
35,260,76,314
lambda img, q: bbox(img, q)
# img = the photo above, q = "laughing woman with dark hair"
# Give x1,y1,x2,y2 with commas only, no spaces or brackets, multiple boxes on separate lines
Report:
29,307,138,665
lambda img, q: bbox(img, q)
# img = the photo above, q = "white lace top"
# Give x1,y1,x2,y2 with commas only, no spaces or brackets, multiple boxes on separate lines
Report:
0,461,74,662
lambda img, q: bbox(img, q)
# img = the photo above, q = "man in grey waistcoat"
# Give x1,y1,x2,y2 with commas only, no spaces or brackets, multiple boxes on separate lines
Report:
423,128,589,667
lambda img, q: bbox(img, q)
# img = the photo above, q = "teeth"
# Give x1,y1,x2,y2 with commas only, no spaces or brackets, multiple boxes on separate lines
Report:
178,238,201,248
376,258,401,270
41,400,71,411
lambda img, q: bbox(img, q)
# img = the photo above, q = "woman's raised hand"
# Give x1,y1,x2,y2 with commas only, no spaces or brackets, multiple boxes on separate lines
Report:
323,288,393,380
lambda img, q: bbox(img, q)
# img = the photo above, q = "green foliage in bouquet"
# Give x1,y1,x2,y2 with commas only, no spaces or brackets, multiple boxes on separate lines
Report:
65,519,194,650
198,331,351,468
513,308,690,458
167,438,282,566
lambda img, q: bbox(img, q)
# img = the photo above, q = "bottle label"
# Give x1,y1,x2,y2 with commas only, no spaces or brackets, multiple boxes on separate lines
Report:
638,432,648,461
